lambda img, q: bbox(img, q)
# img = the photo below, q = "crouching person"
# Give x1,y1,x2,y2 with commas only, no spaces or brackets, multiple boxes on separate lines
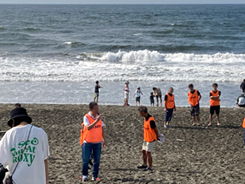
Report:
81,102,107,182
0,107,50,184
137,106,159,171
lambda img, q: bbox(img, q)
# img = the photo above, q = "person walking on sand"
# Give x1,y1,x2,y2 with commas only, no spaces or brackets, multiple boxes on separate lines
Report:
164,87,176,128
208,83,221,126
240,79,245,94
124,81,130,106
188,84,202,126
133,87,144,106
150,92,155,106
0,107,50,184
153,87,162,107
81,102,107,182
94,81,102,103
137,106,159,171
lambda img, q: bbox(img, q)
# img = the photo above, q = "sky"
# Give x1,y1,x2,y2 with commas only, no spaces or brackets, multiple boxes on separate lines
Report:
0,0,245,4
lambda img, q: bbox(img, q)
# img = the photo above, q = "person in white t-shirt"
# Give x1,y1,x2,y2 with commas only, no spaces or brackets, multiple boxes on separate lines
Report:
133,87,144,106
0,107,50,184
124,81,130,106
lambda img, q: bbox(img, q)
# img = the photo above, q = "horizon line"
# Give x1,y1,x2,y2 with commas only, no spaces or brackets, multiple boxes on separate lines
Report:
0,3,245,5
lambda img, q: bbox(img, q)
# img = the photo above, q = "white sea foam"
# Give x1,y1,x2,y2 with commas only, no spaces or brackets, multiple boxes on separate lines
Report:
0,50,245,82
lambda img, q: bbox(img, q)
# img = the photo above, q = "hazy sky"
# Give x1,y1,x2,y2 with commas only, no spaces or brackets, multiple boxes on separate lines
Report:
1,0,245,4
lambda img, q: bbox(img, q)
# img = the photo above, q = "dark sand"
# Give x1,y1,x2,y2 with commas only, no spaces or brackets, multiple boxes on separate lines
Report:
1,104,245,184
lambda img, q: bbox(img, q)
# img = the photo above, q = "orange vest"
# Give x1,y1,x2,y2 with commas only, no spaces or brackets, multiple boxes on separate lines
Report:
188,90,199,106
210,90,220,106
144,116,157,142
80,114,103,144
242,118,245,128
166,93,175,109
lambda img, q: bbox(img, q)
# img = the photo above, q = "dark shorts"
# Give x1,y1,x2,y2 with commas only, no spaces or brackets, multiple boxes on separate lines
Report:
136,97,141,102
150,99,154,104
94,93,99,98
191,104,200,116
165,108,173,122
210,106,220,115
156,95,162,99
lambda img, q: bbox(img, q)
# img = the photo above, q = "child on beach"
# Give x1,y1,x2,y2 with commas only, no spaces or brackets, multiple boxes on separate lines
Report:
208,83,221,126
94,81,102,103
164,87,176,128
188,84,202,126
150,92,155,106
133,87,143,106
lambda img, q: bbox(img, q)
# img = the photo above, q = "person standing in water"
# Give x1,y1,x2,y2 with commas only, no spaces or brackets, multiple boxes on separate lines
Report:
153,87,162,107
94,81,102,103
164,87,176,128
188,84,202,126
124,81,130,106
240,79,245,94
133,87,144,106
208,83,221,126
137,106,159,171
150,92,155,106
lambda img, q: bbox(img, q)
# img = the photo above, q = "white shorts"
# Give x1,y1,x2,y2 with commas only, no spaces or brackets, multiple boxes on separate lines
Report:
124,93,129,99
142,141,156,152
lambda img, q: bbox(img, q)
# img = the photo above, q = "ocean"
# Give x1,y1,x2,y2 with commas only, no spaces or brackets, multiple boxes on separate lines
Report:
0,4,244,106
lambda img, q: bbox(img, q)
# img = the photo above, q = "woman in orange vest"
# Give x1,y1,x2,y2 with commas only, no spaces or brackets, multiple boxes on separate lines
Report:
81,102,107,182
188,84,202,126
164,87,176,128
208,83,221,126
137,106,159,171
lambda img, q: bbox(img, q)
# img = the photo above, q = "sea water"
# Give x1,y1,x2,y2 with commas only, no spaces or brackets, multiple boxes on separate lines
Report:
0,4,244,106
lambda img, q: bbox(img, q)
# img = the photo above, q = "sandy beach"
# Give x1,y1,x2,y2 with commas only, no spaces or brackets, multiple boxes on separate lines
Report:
1,104,245,184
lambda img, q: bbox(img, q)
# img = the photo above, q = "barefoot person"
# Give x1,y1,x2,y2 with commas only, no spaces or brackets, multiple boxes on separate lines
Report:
0,107,50,184
150,92,155,106
153,87,162,107
94,81,102,103
137,106,159,171
208,83,221,126
133,87,143,106
124,81,130,106
164,87,176,128
81,102,107,182
188,84,202,126
240,79,245,94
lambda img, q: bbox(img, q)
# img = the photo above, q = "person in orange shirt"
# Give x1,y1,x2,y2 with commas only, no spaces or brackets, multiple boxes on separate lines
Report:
208,83,221,126
188,84,202,126
164,87,176,128
242,117,245,147
137,106,159,171
81,102,107,182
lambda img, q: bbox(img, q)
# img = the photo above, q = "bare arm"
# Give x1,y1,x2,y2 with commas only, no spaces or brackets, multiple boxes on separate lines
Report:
44,159,48,184
102,127,107,147
86,115,102,130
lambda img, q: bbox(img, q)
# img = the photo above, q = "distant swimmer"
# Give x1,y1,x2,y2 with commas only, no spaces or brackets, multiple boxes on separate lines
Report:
240,79,245,94
124,81,130,106
152,87,162,107
94,81,102,103
164,87,176,128
150,92,155,106
133,87,144,106
208,83,221,127
237,94,245,108
137,106,159,171
188,84,202,126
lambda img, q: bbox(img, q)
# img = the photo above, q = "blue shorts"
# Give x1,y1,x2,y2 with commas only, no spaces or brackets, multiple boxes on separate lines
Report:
165,108,173,122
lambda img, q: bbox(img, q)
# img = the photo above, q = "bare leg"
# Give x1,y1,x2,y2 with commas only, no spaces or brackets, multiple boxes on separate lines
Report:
197,115,200,125
208,114,213,126
142,150,147,165
156,97,159,106
146,152,153,168
192,116,196,126
216,114,220,126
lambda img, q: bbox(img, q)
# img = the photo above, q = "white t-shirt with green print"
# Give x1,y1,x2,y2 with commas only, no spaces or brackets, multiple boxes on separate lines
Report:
0,124,50,184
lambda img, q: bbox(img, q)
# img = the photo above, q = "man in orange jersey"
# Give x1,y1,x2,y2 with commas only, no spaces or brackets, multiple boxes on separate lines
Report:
164,87,176,128
188,84,202,126
242,117,245,147
137,106,159,171
81,102,107,182
208,83,221,126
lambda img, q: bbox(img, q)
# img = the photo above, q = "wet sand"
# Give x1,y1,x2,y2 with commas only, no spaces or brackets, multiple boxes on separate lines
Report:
0,104,245,184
